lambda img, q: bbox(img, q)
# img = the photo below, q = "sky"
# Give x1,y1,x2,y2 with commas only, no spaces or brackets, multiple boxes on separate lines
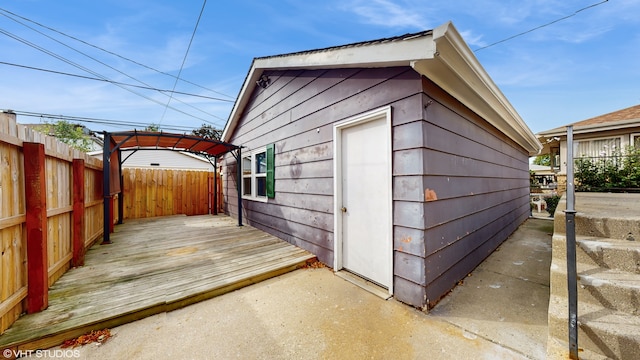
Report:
1,0,639,135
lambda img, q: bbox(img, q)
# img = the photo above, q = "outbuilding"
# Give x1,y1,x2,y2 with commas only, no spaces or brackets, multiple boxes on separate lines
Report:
221,22,541,308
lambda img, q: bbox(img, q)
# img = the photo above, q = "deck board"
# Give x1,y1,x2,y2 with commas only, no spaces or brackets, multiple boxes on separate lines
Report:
0,214,315,350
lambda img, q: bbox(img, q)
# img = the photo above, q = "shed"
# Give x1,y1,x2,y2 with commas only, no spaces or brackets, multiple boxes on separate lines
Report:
221,21,541,308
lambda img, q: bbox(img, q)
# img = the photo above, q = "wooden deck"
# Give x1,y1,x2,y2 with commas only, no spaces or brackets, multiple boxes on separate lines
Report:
0,215,315,351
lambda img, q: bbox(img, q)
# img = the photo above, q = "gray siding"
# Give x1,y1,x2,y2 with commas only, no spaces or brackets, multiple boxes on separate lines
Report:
224,67,423,267
224,68,530,308
417,78,530,307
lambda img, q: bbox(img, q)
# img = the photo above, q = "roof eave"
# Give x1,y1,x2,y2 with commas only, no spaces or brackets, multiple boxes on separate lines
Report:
222,21,542,156
221,34,437,142
537,117,640,138
412,22,541,156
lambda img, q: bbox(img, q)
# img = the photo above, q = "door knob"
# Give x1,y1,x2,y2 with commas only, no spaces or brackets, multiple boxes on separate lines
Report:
341,207,347,213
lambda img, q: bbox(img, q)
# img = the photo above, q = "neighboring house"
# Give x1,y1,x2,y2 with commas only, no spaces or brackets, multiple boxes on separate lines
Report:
221,22,541,309
536,103,640,192
89,149,214,170
529,164,557,190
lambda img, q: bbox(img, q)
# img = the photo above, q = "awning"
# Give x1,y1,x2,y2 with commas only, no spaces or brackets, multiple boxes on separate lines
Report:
109,130,240,157
101,130,243,244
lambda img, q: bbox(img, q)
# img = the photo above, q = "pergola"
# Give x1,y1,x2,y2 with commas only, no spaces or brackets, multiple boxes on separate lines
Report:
102,130,242,244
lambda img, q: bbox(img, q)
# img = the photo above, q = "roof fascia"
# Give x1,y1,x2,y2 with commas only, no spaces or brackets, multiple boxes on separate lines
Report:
412,22,541,155
537,117,640,138
222,22,541,156
221,36,437,142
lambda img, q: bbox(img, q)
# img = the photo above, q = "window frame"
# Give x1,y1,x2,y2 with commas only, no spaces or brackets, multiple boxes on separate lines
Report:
631,133,640,148
574,135,623,158
241,147,268,202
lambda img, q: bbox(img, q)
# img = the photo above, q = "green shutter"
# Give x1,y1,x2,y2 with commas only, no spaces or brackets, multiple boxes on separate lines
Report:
266,143,275,198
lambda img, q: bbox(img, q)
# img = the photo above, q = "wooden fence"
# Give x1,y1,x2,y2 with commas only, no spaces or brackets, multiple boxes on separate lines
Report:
121,168,221,220
0,112,103,334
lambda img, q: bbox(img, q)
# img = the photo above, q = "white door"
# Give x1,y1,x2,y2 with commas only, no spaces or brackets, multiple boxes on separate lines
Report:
335,108,392,290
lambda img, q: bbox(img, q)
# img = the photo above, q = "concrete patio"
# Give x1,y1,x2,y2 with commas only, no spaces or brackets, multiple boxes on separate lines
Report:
48,218,553,360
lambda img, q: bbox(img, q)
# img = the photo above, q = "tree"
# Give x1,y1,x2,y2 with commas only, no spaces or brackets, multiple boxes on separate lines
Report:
145,123,160,132
35,120,92,152
191,123,221,140
533,154,551,166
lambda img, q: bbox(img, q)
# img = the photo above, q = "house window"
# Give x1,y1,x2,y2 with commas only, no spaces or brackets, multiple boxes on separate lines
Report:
241,144,275,201
631,133,640,148
575,137,622,158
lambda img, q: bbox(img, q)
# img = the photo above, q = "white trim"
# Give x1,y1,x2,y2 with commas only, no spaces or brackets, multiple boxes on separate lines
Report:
222,21,540,155
241,147,268,203
333,106,393,295
538,118,640,138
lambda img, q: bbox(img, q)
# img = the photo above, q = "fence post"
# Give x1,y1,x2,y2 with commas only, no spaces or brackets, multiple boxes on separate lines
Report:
23,142,48,313
72,159,86,267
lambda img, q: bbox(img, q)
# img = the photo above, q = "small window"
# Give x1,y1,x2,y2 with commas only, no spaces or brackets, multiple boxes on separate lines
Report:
241,146,274,201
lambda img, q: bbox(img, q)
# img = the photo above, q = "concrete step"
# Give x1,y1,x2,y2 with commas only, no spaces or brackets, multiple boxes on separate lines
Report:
548,294,640,360
550,258,640,314
546,337,609,360
554,194,640,240
577,236,640,273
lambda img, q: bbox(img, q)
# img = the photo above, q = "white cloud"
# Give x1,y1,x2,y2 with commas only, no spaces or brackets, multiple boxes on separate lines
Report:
458,29,486,48
345,0,430,30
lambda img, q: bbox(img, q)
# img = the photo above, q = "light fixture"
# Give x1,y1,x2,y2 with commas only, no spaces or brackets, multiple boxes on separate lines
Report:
256,74,270,89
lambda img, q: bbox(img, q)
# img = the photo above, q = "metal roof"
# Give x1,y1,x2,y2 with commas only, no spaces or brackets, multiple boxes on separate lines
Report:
108,130,239,157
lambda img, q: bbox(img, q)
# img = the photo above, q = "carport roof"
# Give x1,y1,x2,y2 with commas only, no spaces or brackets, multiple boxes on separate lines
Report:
108,130,240,157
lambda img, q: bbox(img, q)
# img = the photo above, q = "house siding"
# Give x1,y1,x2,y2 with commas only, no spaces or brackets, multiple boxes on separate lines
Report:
223,67,530,308
418,78,530,307
224,67,423,267
119,150,213,170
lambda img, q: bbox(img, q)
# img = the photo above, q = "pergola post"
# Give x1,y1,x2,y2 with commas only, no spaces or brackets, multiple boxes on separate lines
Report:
102,132,112,244
117,149,124,224
213,156,218,215
237,147,243,227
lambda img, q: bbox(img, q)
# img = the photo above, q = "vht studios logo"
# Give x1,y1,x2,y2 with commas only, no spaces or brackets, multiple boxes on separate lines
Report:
2,349,81,358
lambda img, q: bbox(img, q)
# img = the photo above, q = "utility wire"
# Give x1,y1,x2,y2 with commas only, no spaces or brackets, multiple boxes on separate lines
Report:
0,61,233,101
159,0,208,124
0,11,225,122
9,110,197,132
0,27,219,125
0,6,234,100
474,0,609,52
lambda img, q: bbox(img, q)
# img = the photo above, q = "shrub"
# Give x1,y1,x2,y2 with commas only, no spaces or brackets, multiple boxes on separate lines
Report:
575,146,640,191
545,195,561,216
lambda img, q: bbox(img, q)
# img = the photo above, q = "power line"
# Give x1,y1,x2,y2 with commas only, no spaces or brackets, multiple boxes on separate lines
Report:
0,7,234,100
474,0,609,52
0,11,227,122
160,0,208,124
0,61,234,102
8,109,199,132
0,26,220,124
